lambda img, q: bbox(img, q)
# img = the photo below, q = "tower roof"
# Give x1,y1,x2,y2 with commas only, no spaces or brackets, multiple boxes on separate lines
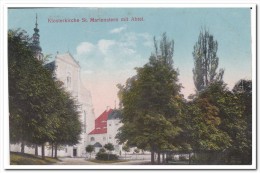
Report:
107,110,122,120
55,52,80,68
30,14,42,57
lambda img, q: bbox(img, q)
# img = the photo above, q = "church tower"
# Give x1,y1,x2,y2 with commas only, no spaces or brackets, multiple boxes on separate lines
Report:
30,14,43,61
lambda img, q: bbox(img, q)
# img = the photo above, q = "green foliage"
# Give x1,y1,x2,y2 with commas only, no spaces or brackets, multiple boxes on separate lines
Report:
9,29,58,146
104,143,114,152
134,148,140,154
104,143,115,160
189,81,252,164
86,145,94,153
185,96,231,151
95,152,118,161
122,145,130,153
192,29,224,92
8,29,82,158
86,145,94,159
179,155,188,161
52,88,82,146
231,80,252,164
116,33,184,164
99,148,106,153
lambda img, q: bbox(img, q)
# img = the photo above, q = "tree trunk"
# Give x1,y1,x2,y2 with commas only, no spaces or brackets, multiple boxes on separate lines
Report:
51,142,54,158
162,152,165,164
35,144,38,156
55,143,58,158
151,150,155,165
166,152,168,164
157,151,161,165
21,141,25,154
189,152,191,165
41,143,45,160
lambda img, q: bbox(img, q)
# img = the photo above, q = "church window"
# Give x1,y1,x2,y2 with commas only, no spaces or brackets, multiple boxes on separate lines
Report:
91,137,95,141
109,124,111,126
103,137,106,141
67,72,71,89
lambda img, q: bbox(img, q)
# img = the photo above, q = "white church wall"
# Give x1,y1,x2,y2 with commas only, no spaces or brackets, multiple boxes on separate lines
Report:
106,118,123,154
107,119,122,145
80,88,95,134
53,53,95,157
88,133,108,147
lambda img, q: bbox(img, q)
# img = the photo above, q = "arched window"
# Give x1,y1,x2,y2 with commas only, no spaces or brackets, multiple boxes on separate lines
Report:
91,137,95,141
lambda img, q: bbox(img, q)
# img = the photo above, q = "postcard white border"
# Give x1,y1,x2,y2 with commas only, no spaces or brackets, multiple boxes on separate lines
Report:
1,0,257,171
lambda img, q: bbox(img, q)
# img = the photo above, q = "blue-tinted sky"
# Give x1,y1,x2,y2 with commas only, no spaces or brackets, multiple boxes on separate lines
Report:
8,8,252,116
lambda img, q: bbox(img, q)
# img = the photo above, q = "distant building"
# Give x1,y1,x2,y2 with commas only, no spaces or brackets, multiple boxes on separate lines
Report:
88,108,123,154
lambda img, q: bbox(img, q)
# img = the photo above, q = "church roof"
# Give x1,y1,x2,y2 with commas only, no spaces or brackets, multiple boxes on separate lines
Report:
44,52,81,73
56,52,80,68
107,110,122,120
89,109,113,135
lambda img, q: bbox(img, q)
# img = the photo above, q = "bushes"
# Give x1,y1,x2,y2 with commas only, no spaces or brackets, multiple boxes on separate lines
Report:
179,155,189,161
95,152,118,161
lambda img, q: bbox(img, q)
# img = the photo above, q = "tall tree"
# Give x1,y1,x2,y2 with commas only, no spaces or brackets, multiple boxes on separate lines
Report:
232,79,252,164
9,29,82,159
193,81,251,164
116,33,184,164
192,29,224,92
49,82,82,158
185,96,231,153
9,29,58,158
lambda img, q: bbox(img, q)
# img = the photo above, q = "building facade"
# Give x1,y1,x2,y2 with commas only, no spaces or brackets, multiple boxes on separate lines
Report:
88,108,123,154
46,52,96,157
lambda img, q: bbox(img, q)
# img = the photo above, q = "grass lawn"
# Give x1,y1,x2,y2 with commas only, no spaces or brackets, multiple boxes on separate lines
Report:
87,159,129,164
10,152,60,165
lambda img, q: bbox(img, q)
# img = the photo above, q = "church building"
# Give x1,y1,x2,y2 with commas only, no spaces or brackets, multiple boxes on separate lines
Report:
45,52,95,157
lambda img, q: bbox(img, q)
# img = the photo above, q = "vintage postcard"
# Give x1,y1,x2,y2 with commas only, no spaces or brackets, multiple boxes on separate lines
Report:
2,2,256,170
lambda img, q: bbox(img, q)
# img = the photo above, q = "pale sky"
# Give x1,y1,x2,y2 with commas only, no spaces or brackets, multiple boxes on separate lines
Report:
8,8,252,117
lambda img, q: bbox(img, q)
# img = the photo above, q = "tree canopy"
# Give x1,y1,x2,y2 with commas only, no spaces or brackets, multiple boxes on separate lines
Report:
116,31,252,165
192,29,224,92
116,33,184,164
9,29,82,159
